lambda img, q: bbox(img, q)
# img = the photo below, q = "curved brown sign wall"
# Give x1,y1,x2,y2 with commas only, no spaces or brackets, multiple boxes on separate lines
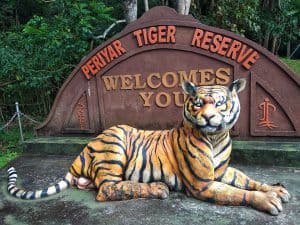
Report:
36,6,300,139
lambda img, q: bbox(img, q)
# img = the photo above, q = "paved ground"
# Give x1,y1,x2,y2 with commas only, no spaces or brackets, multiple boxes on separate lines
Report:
0,154,299,225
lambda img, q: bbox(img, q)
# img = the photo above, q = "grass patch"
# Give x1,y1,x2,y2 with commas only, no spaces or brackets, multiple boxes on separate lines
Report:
0,125,34,168
0,151,20,168
280,58,300,76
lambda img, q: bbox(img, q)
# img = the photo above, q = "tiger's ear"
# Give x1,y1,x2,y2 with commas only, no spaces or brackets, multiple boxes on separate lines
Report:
182,80,197,96
229,78,246,93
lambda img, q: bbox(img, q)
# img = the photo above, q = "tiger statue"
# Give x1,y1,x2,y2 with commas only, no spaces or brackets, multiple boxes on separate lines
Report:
7,79,290,215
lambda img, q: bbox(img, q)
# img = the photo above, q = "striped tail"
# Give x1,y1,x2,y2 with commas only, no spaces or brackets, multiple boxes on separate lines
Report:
7,167,72,200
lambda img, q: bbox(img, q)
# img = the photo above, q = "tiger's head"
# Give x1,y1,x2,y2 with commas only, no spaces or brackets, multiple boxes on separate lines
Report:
182,79,246,134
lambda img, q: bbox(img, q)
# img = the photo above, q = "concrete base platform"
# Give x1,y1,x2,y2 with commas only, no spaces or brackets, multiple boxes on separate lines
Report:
23,137,300,166
1,155,300,225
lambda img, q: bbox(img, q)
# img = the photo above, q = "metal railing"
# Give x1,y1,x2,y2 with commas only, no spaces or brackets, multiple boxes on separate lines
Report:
0,102,40,142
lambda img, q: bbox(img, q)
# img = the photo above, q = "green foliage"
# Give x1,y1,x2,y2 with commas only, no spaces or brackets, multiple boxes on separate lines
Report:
283,2,300,41
259,0,300,44
0,0,15,31
0,0,115,118
0,151,19,168
194,0,261,37
191,0,299,54
0,125,35,168
103,0,125,19
281,58,300,75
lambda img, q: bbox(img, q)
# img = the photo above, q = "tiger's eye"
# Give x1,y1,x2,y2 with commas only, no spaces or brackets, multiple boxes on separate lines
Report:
216,96,226,106
216,101,223,106
193,98,203,107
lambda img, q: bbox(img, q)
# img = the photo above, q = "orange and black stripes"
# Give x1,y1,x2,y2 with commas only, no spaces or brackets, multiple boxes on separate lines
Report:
6,80,244,202
6,79,290,215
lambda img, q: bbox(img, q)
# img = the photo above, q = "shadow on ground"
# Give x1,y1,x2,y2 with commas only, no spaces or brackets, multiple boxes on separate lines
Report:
0,155,299,225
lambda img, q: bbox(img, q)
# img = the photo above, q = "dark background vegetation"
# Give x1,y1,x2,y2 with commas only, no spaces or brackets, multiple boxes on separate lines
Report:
0,0,299,120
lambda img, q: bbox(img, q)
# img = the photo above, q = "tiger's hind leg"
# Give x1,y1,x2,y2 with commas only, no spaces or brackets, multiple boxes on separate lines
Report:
88,141,169,201
91,151,170,201
83,126,169,201
95,181,169,201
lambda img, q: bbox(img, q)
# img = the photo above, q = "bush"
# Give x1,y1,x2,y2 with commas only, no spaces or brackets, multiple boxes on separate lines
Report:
0,124,34,168
0,0,115,119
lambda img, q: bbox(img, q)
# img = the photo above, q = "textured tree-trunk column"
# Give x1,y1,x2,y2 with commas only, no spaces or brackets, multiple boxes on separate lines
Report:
144,0,149,11
271,36,278,54
263,30,270,49
124,0,138,23
177,0,191,15
286,40,291,57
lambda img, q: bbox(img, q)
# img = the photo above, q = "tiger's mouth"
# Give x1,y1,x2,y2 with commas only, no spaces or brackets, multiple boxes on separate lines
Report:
193,116,225,134
199,125,218,133
194,123,221,134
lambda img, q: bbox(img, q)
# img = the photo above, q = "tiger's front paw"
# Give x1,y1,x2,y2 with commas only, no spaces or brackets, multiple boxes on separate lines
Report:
269,184,291,203
149,182,169,199
250,191,283,216
260,183,291,203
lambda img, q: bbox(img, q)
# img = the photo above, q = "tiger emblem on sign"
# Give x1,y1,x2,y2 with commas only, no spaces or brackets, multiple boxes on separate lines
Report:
7,79,290,215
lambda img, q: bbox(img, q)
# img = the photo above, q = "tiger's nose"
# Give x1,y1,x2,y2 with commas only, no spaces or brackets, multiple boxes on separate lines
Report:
202,113,215,121
201,104,215,120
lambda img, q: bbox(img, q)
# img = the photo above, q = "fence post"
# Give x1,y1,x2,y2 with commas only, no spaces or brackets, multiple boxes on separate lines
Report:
15,102,24,142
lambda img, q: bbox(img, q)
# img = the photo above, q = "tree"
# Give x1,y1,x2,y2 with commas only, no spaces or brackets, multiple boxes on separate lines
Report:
0,0,16,31
191,0,261,37
144,0,149,11
190,0,299,55
259,0,300,55
0,0,115,117
124,0,138,22
285,0,300,56
177,0,191,15
122,0,192,23
1,0,299,118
